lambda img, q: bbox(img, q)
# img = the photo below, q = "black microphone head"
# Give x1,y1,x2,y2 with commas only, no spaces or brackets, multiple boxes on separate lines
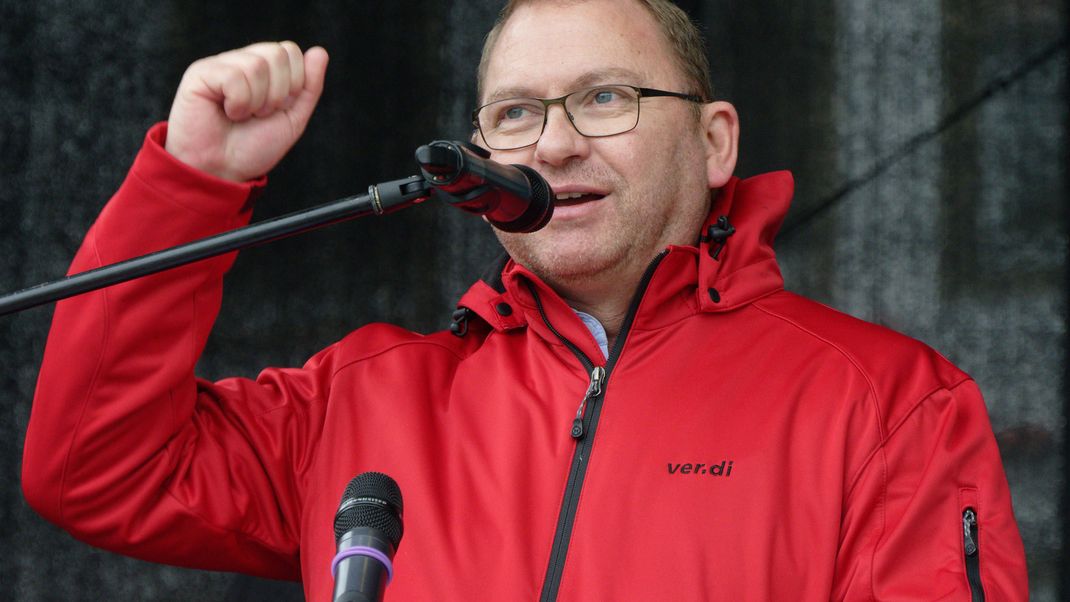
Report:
334,472,404,549
490,164,554,233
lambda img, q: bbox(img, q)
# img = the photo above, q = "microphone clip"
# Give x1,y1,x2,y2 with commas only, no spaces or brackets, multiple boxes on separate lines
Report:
415,140,496,215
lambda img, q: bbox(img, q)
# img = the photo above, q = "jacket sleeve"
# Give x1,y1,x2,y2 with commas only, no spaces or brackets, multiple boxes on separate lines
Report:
832,379,1029,600
20,123,329,580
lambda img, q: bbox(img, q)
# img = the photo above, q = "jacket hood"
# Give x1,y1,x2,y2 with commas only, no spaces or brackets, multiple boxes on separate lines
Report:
456,171,794,337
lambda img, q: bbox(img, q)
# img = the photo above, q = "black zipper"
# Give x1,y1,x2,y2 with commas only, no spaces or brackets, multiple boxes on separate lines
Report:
571,366,606,439
963,508,984,601
532,251,668,602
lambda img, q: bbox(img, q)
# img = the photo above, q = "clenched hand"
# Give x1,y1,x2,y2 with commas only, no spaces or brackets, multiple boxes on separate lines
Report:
165,41,329,182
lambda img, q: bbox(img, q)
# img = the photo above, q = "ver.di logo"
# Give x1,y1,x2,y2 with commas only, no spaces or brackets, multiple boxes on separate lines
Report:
666,460,734,477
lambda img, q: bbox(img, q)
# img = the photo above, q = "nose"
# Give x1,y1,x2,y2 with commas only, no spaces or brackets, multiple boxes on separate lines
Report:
533,104,589,166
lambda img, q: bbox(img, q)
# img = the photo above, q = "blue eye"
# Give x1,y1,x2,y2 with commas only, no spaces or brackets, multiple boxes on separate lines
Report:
490,101,542,132
593,91,616,104
504,106,527,120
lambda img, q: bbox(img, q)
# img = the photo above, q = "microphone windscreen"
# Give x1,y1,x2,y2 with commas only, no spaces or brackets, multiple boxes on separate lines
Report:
492,164,554,233
333,472,404,548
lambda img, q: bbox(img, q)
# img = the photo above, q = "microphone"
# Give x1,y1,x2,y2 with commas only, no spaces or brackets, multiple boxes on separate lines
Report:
415,140,554,233
331,472,404,602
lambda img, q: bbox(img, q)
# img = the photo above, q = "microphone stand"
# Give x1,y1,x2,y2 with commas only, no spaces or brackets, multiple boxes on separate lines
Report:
0,174,431,317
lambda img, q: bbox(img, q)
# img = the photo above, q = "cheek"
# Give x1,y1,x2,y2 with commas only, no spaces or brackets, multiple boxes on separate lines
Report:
627,139,710,223
587,139,647,191
618,117,701,176
488,146,535,167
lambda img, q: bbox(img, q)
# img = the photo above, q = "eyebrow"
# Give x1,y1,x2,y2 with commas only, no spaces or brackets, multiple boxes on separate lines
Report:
483,67,647,103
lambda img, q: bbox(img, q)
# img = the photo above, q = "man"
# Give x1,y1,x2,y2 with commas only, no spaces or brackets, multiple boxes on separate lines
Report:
22,0,1028,600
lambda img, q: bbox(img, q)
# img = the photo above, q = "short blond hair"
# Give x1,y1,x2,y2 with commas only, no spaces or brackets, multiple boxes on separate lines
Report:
476,0,714,102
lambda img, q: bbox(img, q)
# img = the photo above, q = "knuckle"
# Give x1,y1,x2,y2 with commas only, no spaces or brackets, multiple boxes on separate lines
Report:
220,63,246,85
270,43,290,65
250,54,270,76
243,41,275,54
280,40,301,57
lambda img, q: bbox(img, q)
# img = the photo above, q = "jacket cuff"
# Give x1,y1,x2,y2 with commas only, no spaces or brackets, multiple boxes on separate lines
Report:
130,122,268,218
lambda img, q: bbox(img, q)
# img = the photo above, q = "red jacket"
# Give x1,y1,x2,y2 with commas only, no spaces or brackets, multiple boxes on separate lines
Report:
23,124,1028,601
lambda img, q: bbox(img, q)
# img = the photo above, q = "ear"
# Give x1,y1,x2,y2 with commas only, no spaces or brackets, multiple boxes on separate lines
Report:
700,101,739,189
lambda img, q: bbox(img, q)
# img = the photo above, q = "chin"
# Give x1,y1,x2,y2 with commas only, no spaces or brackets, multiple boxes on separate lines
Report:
520,248,623,285
496,228,630,282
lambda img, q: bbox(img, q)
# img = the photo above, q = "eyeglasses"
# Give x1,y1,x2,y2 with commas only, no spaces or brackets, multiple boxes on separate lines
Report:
471,84,706,151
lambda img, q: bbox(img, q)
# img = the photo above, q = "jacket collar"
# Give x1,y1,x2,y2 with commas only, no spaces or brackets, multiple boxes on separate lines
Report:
456,171,794,345
696,170,792,312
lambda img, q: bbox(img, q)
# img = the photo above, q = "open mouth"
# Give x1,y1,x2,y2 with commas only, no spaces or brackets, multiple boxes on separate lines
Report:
554,192,606,207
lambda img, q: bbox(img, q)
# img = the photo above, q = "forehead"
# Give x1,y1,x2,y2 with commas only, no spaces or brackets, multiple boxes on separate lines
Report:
482,0,681,102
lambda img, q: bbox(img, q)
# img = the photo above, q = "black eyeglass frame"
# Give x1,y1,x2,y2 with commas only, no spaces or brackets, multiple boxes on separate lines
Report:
471,85,707,150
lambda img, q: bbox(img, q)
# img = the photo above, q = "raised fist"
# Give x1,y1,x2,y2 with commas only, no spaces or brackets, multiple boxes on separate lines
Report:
165,41,329,182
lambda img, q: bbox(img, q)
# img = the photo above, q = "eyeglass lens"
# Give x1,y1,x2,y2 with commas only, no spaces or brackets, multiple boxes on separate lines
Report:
477,85,641,150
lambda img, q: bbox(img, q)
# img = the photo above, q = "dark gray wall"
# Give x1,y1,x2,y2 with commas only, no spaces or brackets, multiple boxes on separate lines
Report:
0,1,1065,600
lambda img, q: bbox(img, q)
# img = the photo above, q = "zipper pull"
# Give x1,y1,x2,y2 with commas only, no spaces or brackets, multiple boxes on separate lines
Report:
571,366,606,440
963,508,978,556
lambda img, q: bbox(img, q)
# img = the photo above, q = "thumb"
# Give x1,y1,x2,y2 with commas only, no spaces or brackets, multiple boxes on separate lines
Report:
287,46,329,132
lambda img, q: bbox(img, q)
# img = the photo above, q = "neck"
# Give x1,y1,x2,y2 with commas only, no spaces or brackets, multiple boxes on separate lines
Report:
543,258,651,349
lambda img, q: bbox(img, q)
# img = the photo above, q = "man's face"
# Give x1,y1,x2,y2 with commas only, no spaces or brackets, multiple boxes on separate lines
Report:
480,0,716,289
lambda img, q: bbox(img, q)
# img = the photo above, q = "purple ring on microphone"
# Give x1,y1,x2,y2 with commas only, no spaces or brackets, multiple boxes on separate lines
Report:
330,546,394,583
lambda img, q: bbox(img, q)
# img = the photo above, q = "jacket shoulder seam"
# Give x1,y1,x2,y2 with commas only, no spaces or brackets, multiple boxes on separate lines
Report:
749,300,885,440
749,297,890,602
845,377,974,495
857,378,972,600
329,335,468,379
231,334,472,422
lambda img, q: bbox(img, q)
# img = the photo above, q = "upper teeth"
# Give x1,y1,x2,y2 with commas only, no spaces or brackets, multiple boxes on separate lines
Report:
555,192,587,200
